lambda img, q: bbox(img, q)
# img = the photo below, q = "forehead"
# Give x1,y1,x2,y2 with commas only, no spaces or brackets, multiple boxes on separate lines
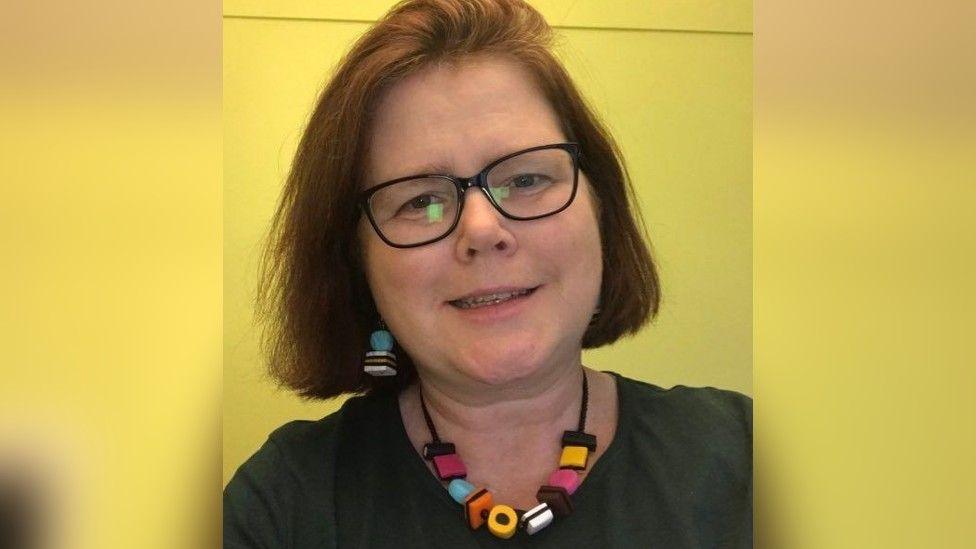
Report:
365,56,565,184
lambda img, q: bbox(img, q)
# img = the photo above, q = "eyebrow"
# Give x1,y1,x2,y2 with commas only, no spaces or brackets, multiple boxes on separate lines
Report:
383,145,523,182
403,160,456,177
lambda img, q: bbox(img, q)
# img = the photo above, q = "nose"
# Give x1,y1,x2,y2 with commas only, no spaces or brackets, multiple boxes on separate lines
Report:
454,188,518,261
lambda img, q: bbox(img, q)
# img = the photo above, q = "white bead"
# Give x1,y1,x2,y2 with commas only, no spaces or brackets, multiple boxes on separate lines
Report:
520,502,554,535
364,364,397,376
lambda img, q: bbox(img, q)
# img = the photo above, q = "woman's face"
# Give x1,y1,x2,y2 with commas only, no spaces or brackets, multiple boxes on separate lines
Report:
361,56,603,388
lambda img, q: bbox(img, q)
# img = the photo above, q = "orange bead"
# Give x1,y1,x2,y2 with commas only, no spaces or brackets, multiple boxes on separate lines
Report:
463,488,493,529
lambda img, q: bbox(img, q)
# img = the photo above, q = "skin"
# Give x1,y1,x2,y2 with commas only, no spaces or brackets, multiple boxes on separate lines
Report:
360,55,618,509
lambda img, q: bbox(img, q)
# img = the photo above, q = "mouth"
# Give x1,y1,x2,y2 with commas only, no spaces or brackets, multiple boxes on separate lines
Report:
448,286,540,310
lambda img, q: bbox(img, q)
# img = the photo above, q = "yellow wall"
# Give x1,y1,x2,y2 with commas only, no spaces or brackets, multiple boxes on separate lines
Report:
223,1,752,484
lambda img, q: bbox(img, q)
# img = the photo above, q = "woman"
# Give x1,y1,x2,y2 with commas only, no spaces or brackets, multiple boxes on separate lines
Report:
224,0,751,547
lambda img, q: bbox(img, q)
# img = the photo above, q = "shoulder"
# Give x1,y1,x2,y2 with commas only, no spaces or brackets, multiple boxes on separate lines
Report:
223,392,387,549
612,373,752,470
607,375,752,545
615,373,752,434
225,388,397,488
228,391,386,488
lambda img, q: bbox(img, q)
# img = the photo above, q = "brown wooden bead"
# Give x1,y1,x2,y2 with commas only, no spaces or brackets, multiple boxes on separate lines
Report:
536,485,573,516
561,430,597,451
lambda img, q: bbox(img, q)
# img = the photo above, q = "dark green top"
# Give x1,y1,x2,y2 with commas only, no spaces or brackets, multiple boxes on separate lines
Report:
224,372,752,548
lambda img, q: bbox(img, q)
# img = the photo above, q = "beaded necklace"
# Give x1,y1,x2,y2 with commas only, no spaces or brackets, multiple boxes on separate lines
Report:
418,371,597,539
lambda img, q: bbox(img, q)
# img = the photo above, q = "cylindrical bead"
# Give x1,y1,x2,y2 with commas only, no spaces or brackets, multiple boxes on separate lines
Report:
548,468,581,495
487,505,518,539
369,330,394,351
448,478,475,504
521,502,555,535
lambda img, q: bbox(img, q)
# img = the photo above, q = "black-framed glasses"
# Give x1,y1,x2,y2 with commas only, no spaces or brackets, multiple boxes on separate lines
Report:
360,142,580,248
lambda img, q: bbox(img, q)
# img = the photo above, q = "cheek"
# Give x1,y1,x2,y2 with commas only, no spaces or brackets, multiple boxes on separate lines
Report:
569,178,603,249
531,201,602,293
362,236,441,318
564,188,604,296
360,227,399,308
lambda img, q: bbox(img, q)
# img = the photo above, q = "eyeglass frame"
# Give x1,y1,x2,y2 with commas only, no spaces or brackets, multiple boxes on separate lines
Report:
358,142,581,249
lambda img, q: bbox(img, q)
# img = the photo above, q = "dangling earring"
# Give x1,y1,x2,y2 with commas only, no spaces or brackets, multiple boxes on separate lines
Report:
363,319,397,376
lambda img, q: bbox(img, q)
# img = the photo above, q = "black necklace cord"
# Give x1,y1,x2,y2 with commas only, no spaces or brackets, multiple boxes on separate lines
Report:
418,386,441,443
577,369,589,433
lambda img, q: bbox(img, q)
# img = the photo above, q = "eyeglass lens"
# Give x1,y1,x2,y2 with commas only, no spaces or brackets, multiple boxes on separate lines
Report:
367,147,576,246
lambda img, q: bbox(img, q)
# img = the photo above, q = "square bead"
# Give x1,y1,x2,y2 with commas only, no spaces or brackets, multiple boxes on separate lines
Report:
559,445,589,470
464,488,493,529
521,502,555,535
537,485,573,516
433,453,467,480
562,430,597,451
422,441,456,460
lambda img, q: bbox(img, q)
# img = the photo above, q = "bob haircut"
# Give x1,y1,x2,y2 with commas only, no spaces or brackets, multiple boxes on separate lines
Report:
257,0,660,399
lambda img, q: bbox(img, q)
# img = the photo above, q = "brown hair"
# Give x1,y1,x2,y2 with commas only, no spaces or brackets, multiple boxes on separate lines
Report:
256,0,660,399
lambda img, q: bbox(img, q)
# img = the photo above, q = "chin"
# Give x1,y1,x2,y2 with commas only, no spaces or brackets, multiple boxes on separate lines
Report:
455,340,544,387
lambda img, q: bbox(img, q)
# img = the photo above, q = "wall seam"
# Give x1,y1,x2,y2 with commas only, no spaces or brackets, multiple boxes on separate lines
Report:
222,13,753,36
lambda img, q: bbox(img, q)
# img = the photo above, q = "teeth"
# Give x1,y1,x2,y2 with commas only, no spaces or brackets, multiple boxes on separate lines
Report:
451,288,532,309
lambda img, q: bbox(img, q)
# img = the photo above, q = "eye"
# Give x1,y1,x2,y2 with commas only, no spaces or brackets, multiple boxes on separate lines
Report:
512,174,541,188
503,173,553,195
394,193,448,219
406,194,436,209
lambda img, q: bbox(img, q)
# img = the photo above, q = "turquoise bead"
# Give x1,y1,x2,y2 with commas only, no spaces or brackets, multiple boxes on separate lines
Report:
369,329,394,351
448,478,475,504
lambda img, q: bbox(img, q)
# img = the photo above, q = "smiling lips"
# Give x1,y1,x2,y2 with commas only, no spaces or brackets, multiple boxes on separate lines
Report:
448,287,539,309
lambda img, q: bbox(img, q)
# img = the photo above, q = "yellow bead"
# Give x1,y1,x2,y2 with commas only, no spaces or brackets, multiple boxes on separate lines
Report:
487,505,518,539
559,445,589,470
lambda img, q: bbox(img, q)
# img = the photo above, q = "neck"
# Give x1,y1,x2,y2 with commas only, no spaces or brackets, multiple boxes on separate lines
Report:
415,363,586,440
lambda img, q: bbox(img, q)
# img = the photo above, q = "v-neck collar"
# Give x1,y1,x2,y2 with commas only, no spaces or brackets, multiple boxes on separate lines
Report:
388,370,631,518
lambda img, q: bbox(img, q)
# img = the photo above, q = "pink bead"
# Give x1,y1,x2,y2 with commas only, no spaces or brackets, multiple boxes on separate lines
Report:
433,453,467,480
548,468,581,495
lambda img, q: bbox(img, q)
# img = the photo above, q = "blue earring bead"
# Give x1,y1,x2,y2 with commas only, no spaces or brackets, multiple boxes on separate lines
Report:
370,329,394,351
363,325,397,377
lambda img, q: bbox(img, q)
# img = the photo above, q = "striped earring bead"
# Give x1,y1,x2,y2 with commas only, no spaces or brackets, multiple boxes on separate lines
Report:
363,326,397,376
419,371,597,539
